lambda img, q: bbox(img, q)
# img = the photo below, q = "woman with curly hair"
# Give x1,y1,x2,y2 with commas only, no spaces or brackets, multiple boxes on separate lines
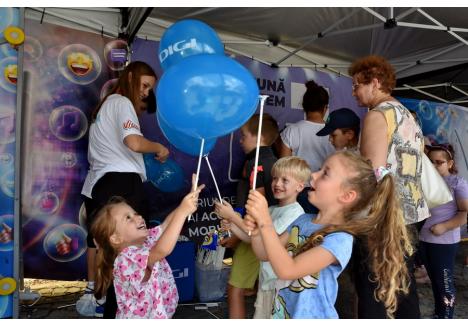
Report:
349,55,430,318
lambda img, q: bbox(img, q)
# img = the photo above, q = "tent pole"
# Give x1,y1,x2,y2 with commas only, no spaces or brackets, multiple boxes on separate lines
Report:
362,7,386,22
395,43,464,74
417,9,468,46
451,85,468,98
396,7,419,20
403,84,450,103
224,46,271,66
273,8,359,66
395,83,449,90
127,8,153,44
181,7,219,19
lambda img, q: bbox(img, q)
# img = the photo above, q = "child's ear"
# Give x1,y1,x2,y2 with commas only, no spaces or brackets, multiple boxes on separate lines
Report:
109,233,122,246
296,182,305,193
339,188,357,205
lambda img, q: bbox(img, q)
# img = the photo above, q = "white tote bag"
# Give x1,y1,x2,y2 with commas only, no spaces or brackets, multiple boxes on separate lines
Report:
421,153,453,209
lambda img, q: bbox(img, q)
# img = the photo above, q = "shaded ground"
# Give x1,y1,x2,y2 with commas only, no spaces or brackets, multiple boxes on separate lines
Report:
19,242,467,319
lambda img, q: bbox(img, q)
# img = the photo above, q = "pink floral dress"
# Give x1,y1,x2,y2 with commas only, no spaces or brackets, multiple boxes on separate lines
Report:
113,226,178,318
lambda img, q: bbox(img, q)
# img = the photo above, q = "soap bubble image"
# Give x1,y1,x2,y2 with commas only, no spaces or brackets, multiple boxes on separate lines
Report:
33,191,60,215
418,100,433,121
0,214,14,251
0,57,17,93
0,43,17,58
43,223,87,262
103,39,128,71
78,202,87,229
0,107,15,145
49,105,88,141
61,152,77,168
0,8,19,40
0,168,14,198
58,44,101,85
23,36,43,62
100,78,118,100
0,153,13,166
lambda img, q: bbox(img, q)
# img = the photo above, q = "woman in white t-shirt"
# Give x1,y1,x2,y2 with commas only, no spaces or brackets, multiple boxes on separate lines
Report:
81,61,169,318
277,80,335,213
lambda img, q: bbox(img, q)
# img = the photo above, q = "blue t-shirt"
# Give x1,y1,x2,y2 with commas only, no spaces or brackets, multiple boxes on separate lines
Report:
272,214,353,319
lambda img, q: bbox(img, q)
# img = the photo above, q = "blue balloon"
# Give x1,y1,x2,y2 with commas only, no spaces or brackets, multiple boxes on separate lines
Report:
158,19,224,71
143,154,185,192
157,110,217,156
157,54,259,139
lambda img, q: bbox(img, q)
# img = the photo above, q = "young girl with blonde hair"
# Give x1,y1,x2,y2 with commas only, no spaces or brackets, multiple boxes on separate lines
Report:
245,151,412,318
91,177,204,319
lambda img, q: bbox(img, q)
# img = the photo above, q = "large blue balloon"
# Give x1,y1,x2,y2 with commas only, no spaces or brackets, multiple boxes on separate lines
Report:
157,111,217,156
157,54,259,139
158,19,224,71
143,154,185,192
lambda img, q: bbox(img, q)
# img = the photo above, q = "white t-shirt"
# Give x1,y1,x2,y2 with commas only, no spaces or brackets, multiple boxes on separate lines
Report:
82,94,146,198
280,120,335,173
259,202,305,291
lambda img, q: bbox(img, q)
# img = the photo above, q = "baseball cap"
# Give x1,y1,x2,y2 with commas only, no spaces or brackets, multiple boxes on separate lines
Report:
316,108,360,136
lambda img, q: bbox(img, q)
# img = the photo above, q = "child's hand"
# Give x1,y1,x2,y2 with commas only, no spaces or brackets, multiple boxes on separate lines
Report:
180,184,205,215
430,223,448,236
244,215,259,237
214,200,234,221
245,189,271,226
155,144,169,163
219,219,231,231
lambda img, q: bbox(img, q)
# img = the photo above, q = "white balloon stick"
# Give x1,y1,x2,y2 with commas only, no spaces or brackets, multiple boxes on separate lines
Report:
189,138,205,221
204,156,223,204
249,95,269,236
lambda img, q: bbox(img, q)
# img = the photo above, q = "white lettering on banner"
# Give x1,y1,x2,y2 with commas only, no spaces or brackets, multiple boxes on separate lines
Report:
188,225,220,238
257,78,286,108
159,38,198,63
172,268,189,279
197,196,236,208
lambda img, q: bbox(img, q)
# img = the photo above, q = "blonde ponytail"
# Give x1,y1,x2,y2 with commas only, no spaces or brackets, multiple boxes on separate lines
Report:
295,151,412,318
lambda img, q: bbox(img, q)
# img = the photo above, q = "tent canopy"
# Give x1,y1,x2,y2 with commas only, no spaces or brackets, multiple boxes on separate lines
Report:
25,7,468,106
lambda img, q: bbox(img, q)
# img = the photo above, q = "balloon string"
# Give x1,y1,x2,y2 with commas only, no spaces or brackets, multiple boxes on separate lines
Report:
189,138,205,221
249,95,269,236
204,156,223,204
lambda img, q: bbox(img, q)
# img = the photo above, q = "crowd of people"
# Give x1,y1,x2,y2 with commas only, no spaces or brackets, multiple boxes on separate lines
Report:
79,56,467,319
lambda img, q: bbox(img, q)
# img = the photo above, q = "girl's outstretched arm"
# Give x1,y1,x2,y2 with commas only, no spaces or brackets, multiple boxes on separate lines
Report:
246,190,337,280
148,183,204,266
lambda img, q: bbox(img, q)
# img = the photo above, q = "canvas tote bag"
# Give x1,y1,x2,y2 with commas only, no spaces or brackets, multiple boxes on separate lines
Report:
421,153,453,209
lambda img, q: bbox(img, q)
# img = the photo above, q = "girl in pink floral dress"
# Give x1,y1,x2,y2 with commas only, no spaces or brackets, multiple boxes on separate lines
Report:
91,178,204,318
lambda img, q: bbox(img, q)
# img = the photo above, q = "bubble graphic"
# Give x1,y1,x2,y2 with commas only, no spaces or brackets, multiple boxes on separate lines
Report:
0,169,14,198
61,152,77,168
49,105,88,141
0,8,19,40
0,153,13,166
58,44,101,85
418,100,433,121
33,191,60,215
0,106,15,144
0,43,17,58
78,202,87,229
103,39,128,71
0,295,8,317
100,78,118,100
0,57,17,93
0,214,13,251
43,223,87,262
23,36,43,62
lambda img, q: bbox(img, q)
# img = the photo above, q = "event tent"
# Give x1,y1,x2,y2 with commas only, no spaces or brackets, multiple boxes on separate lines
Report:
24,7,468,106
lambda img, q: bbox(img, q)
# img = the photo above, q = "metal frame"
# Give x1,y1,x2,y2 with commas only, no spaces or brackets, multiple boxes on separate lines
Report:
13,8,25,319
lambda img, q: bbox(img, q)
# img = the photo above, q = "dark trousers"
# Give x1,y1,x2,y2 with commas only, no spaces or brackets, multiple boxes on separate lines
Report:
352,238,421,318
419,241,458,318
83,171,148,319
